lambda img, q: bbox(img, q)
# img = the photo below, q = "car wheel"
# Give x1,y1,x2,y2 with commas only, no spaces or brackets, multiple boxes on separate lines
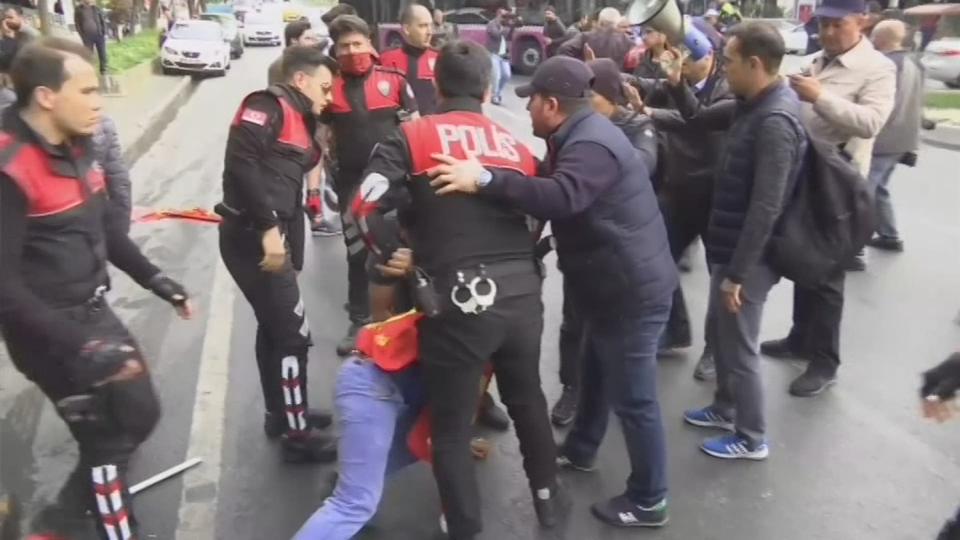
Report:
947,80,960,89
515,38,542,75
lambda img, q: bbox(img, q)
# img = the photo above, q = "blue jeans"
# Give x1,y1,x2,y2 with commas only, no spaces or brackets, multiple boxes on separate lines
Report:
867,153,901,240
490,54,511,101
292,358,424,540
561,299,671,507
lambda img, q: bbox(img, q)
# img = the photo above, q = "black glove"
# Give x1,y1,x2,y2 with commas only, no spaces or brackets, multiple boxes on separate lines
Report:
921,352,960,400
70,340,140,390
147,274,188,307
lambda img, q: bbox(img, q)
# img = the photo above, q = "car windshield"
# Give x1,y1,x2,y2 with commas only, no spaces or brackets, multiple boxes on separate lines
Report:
245,14,273,25
170,23,222,41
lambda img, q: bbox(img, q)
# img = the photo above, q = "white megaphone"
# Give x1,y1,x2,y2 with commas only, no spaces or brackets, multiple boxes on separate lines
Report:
626,0,713,60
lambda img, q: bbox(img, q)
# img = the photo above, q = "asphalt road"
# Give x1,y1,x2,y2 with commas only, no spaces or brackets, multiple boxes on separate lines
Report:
2,43,960,540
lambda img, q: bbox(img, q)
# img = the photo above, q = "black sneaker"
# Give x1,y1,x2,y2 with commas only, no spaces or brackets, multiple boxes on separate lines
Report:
788,367,838,397
550,386,578,427
336,323,363,357
532,484,570,529
477,392,510,431
760,338,805,360
281,428,338,463
866,236,904,252
657,333,692,355
264,409,334,439
556,453,596,472
693,352,716,381
590,495,668,528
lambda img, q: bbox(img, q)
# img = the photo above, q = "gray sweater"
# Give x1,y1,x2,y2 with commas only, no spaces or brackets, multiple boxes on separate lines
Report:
873,50,924,156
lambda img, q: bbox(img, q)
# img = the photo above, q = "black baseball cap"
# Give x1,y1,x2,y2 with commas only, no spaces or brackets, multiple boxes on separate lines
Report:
515,56,594,99
588,58,625,106
814,0,865,19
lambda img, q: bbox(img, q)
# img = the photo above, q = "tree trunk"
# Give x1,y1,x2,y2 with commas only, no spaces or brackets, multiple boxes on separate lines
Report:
148,0,159,29
37,0,52,35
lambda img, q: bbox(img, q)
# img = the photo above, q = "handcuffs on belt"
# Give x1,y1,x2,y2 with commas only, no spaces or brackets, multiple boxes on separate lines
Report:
450,265,498,315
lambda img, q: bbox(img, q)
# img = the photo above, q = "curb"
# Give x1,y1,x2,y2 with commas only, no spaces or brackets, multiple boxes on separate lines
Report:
122,75,200,166
921,124,960,152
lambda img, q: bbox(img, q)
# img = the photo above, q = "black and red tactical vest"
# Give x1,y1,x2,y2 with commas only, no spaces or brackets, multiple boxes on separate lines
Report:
400,104,538,274
327,66,410,183
223,85,320,220
0,118,110,308
380,45,438,115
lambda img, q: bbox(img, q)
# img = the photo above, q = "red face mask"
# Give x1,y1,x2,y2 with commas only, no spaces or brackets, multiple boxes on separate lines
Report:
338,52,374,76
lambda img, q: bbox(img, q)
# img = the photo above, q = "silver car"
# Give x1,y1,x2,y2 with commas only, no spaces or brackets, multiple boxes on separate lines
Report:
922,37,960,88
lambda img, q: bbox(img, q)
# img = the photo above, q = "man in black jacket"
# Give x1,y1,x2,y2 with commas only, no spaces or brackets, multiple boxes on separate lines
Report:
629,44,733,380
74,0,108,74
0,38,191,539
217,46,338,463
430,55,678,529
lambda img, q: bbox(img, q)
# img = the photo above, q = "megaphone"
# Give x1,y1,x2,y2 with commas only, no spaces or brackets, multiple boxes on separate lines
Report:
627,0,713,60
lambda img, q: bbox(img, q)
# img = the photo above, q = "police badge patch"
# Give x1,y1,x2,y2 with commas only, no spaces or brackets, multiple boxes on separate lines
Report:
377,80,392,97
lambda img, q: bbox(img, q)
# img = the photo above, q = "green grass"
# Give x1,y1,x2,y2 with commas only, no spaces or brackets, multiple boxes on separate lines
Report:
926,92,960,110
106,28,160,74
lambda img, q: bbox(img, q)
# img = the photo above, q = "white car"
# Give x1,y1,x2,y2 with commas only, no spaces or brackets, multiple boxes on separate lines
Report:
161,20,231,76
781,24,810,55
243,11,282,46
922,37,960,89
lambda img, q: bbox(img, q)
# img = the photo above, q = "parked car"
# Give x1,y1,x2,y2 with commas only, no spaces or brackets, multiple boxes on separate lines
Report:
283,5,304,22
906,3,960,88
243,10,282,46
160,20,232,76
378,7,548,74
200,12,244,59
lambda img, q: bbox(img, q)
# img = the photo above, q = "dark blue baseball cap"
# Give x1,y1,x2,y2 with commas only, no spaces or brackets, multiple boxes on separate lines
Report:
516,56,594,99
814,0,866,19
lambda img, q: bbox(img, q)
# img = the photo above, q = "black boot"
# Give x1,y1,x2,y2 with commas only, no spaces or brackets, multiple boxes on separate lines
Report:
264,409,333,439
281,428,338,463
477,392,510,431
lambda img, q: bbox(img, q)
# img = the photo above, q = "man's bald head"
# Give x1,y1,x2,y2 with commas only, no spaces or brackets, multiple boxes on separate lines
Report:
871,19,906,52
401,3,433,48
597,7,621,29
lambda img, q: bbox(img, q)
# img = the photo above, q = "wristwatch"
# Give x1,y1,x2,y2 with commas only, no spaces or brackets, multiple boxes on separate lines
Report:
476,169,493,190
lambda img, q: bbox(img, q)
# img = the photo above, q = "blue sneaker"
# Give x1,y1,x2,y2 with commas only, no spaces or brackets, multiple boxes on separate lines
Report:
683,406,734,431
701,433,769,460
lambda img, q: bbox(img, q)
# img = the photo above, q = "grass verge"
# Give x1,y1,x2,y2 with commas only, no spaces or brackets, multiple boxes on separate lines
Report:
106,28,160,74
926,92,960,110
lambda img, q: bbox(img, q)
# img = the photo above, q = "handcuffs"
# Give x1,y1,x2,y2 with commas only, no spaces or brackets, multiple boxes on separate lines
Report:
450,265,498,315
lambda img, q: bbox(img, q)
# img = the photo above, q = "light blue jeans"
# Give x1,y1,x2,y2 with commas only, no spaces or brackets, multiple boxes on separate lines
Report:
292,357,423,540
490,53,511,102
867,153,901,240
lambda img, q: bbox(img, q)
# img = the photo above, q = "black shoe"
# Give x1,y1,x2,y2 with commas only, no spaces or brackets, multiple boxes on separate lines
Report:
590,495,668,528
866,236,904,252
844,255,866,272
477,392,510,431
264,409,333,439
556,453,596,472
550,386,578,427
693,352,716,381
789,368,837,397
760,338,805,360
657,333,692,355
281,429,338,463
532,484,570,529
336,323,363,357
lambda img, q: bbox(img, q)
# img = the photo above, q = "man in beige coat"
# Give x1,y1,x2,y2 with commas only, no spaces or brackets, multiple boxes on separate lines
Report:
761,0,895,397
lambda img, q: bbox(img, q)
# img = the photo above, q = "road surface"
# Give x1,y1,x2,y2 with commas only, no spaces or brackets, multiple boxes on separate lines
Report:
1,40,960,540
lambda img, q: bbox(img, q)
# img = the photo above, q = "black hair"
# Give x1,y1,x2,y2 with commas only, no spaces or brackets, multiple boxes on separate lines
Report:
435,40,490,101
320,3,357,26
11,37,93,107
400,3,430,25
726,21,785,75
535,92,591,115
284,20,312,47
280,44,339,82
328,14,370,44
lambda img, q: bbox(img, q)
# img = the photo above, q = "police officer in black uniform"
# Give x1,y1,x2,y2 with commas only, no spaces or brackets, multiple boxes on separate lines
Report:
352,41,562,540
0,38,191,539
324,14,418,355
379,3,440,115
216,45,338,463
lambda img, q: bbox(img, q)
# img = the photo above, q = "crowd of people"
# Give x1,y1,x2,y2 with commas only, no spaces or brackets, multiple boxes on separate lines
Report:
0,0,958,539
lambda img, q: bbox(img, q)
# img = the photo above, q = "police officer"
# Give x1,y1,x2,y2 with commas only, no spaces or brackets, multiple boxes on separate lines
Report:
0,38,191,539
324,14,418,355
379,3,439,115
352,41,561,540
216,45,338,463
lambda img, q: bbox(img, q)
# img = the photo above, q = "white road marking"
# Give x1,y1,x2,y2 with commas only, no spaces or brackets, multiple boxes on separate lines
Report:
175,259,235,539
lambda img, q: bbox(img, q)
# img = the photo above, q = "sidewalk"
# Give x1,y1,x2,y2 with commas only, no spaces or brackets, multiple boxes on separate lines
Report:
923,107,960,151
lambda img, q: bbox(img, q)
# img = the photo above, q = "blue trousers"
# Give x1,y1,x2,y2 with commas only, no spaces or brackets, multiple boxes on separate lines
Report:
561,299,671,507
292,358,424,540
490,54,511,101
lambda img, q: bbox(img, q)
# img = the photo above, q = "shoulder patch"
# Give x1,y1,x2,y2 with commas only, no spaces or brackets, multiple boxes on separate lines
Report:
240,108,269,126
